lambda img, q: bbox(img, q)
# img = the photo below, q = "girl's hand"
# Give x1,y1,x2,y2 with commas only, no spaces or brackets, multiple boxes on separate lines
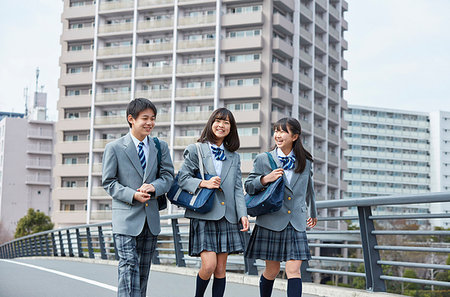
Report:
261,168,284,185
240,216,249,232
200,176,221,189
307,217,317,228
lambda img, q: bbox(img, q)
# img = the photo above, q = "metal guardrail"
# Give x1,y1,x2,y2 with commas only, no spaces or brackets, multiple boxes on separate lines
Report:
1,193,449,292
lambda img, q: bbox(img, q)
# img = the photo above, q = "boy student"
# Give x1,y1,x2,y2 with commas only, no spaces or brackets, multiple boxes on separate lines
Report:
102,98,174,297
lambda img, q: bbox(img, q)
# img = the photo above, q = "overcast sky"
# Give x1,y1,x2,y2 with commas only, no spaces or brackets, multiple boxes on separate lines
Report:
0,0,449,121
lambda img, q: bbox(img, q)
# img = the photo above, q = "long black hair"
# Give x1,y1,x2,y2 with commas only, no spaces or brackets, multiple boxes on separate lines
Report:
198,108,240,152
273,117,313,173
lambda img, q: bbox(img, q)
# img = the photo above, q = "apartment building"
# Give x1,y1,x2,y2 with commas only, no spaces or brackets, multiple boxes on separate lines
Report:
343,106,433,222
55,0,349,227
0,117,54,240
429,111,450,227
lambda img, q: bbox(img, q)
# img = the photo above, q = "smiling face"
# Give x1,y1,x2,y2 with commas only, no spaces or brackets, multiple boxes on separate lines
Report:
274,124,299,154
211,116,231,144
128,108,156,141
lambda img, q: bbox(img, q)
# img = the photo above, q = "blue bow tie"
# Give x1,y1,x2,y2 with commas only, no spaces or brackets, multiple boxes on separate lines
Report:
278,155,295,170
211,146,226,161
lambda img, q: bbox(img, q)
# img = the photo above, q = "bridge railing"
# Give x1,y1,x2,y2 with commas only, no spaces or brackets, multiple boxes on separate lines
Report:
1,192,449,292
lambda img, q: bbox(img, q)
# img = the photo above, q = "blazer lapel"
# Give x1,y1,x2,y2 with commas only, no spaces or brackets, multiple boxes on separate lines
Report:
144,136,157,182
220,149,233,181
270,149,293,192
200,143,217,176
124,134,144,179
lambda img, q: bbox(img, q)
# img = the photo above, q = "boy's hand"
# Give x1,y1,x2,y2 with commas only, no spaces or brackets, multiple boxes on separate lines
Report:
139,183,155,193
134,191,151,203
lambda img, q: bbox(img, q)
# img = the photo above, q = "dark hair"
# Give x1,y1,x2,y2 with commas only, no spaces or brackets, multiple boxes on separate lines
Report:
126,98,157,128
273,117,313,174
198,108,240,152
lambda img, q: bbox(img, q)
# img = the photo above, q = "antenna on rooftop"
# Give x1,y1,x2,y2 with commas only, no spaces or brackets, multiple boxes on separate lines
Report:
35,67,40,93
24,87,29,118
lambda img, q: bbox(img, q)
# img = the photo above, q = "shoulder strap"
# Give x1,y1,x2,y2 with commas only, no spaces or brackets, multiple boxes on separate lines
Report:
265,152,278,170
195,143,206,180
153,137,161,177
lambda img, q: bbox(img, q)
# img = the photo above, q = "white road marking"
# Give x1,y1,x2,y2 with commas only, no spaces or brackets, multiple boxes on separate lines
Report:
1,259,117,292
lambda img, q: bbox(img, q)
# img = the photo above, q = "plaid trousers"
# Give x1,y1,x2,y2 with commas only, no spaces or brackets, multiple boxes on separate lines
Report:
114,223,158,297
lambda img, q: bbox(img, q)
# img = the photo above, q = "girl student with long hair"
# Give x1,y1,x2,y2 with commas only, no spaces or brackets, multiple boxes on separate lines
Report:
177,108,249,297
245,117,317,297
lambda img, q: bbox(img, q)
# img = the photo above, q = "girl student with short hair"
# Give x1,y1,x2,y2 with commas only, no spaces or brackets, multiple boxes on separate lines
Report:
245,117,318,297
177,108,249,297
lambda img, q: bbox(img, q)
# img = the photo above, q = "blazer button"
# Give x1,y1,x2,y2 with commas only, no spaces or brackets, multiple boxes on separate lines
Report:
288,197,292,200
219,188,223,192
288,210,291,214
221,202,225,205
145,203,149,207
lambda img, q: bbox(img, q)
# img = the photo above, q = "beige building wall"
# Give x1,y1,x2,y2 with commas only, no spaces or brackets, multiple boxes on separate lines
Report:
55,0,348,229
0,118,54,240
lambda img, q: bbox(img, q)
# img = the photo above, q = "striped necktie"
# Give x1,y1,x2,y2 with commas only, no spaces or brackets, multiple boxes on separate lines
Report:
138,142,146,170
278,155,295,170
211,146,226,161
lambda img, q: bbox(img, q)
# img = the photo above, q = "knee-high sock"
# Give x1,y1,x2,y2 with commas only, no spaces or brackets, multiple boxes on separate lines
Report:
195,274,210,297
287,278,302,297
259,274,275,297
212,277,226,297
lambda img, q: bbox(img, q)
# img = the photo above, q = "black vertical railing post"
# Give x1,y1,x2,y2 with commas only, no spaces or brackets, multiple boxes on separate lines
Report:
113,234,119,260
76,228,84,258
51,232,58,256
38,235,44,256
45,234,51,256
171,218,186,267
12,242,17,258
243,231,258,275
86,227,94,259
32,237,37,256
20,240,25,257
6,244,11,259
58,231,66,257
67,230,74,257
27,238,32,256
98,226,107,260
358,206,386,292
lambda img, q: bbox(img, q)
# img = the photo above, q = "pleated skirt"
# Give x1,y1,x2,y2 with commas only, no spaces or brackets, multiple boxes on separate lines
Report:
245,224,311,262
188,217,245,257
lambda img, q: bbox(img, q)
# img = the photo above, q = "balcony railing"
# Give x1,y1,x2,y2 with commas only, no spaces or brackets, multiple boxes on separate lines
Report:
98,22,133,34
97,46,132,57
99,0,133,11
135,66,172,77
178,39,215,50
178,15,215,26
176,87,214,97
177,63,214,74
137,42,173,53
95,92,131,103
138,19,173,31
96,69,132,80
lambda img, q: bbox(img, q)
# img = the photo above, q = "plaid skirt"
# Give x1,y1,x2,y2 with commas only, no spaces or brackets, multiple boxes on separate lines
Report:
245,224,311,262
189,217,245,257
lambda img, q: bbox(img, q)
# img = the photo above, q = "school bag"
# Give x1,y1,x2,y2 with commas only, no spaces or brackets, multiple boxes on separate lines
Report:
245,152,285,216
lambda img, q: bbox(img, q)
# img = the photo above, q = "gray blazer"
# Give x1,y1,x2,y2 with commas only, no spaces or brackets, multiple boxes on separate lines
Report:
244,149,317,232
102,133,174,236
177,142,247,223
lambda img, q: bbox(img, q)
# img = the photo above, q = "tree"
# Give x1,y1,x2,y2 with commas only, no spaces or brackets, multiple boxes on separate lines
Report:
15,208,53,238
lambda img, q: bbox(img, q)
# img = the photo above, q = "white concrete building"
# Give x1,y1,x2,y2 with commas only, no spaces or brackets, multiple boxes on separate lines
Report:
343,105,430,219
0,117,54,240
54,0,350,227
429,111,450,227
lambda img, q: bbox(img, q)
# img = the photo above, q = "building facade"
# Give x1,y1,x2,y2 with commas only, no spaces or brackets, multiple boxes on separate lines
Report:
0,117,54,240
429,111,450,227
55,0,349,227
343,105,450,226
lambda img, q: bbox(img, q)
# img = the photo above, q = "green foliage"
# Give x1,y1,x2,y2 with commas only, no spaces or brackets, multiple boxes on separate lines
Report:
351,263,366,289
403,269,420,291
14,208,53,238
431,227,450,243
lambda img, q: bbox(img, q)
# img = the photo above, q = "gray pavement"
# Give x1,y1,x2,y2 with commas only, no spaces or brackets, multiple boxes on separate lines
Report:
0,258,315,297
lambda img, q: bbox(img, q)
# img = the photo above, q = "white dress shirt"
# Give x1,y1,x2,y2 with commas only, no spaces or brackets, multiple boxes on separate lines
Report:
130,133,149,176
277,148,294,184
208,142,225,177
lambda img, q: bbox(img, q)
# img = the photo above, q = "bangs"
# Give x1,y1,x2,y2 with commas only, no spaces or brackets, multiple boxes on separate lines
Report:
214,109,231,121
273,118,289,133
